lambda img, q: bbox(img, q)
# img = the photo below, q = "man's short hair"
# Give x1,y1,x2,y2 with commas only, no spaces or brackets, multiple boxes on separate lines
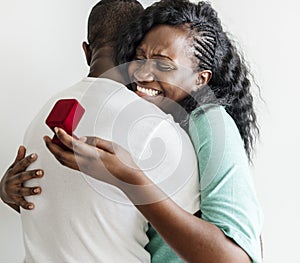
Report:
88,0,144,49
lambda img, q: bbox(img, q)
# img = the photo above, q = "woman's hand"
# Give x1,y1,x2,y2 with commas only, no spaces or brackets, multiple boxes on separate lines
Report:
0,146,44,212
44,129,250,262
44,128,148,187
44,128,166,205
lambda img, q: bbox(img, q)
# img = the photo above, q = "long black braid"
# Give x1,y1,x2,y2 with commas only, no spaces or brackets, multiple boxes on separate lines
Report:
115,0,259,161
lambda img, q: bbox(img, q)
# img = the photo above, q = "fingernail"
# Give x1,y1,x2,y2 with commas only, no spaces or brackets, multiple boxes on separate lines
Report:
33,188,40,194
36,170,43,176
28,204,34,209
54,127,58,133
31,153,37,159
79,136,87,142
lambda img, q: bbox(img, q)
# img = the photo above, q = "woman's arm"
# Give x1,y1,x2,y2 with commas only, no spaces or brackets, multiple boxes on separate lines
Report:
0,146,43,212
133,188,251,263
45,128,251,263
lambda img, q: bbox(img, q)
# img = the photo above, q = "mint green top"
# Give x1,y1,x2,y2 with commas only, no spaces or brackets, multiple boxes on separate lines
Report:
146,105,263,263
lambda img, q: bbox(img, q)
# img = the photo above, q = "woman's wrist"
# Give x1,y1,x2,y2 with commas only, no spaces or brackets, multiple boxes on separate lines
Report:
115,169,168,206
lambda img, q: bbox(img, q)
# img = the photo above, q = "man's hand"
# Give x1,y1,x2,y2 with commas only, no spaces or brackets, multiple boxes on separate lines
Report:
0,146,44,212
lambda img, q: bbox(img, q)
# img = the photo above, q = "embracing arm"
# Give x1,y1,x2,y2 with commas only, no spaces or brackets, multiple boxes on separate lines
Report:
124,177,251,263
108,154,251,263
0,146,43,212
45,128,251,263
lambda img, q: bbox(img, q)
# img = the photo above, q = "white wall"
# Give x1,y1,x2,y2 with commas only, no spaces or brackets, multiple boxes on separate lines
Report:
0,0,299,262
0,1,96,261
210,1,300,262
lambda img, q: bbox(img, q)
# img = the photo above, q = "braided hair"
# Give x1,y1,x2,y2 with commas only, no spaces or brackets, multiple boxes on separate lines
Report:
115,0,259,161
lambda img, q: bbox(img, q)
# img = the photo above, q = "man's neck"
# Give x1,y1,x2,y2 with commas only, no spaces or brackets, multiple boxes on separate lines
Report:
88,46,126,85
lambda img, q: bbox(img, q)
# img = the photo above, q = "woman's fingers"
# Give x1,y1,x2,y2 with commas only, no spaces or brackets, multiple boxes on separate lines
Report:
45,129,118,180
77,136,116,166
44,135,82,171
72,138,102,161
84,136,115,154
51,128,102,159
53,127,74,150
53,127,115,155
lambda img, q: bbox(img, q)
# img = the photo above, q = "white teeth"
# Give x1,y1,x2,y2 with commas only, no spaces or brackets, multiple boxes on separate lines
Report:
137,86,160,96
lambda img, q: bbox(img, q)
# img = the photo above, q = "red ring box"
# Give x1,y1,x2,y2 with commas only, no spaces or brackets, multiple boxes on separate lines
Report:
45,99,85,150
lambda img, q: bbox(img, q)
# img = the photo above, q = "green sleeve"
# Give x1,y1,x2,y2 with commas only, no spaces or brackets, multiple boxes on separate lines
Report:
189,105,263,263
145,225,183,263
146,105,263,263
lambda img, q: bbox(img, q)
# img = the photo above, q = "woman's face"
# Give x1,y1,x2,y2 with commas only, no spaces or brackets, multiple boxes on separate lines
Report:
128,24,209,109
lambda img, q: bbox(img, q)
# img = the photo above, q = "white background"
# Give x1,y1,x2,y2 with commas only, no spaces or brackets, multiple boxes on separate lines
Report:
0,0,299,262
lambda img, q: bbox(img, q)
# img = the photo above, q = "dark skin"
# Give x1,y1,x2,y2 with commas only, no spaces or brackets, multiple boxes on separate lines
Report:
0,42,118,213
128,25,211,115
40,25,252,262
1,27,252,262
43,127,251,263
0,146,43,212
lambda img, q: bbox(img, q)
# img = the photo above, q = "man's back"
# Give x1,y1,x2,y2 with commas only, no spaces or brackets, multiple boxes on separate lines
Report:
21,77,200,262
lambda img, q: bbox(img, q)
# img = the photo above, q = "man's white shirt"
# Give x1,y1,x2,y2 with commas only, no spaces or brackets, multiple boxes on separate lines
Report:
22,77,200,263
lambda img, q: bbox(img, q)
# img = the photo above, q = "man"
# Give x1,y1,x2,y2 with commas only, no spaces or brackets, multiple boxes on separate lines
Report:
0,0,200,262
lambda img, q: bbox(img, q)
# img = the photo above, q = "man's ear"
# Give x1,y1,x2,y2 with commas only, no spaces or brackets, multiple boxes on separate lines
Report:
82,41,92,66
196,70,212,87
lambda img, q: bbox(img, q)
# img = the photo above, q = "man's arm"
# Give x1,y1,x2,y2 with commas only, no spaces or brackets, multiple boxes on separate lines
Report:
0,146,43,212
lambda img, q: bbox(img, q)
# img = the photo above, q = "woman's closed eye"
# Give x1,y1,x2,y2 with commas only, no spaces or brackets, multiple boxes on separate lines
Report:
156,60,176,71
133,56,176,73
134,56,146,64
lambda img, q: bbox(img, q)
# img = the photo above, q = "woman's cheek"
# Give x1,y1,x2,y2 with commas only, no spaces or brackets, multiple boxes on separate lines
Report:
127,62,137,80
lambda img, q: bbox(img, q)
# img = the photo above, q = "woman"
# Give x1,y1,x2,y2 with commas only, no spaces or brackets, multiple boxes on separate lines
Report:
2,0,263,262
44,1,263,262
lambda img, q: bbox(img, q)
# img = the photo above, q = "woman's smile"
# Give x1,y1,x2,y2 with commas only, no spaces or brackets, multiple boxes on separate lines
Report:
135,84,163,97
128,25,202,104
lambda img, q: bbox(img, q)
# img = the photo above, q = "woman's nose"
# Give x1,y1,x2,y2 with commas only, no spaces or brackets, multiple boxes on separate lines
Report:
133,60,155,82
